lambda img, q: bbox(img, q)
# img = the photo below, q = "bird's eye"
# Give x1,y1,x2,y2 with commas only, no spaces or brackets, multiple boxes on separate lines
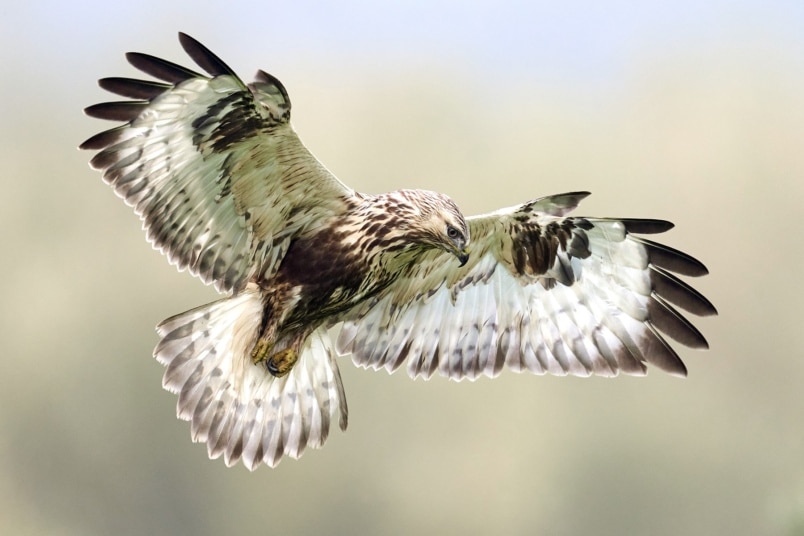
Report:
446,225,460,240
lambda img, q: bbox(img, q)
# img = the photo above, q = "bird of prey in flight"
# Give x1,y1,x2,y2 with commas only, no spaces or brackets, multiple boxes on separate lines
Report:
81,33,716,470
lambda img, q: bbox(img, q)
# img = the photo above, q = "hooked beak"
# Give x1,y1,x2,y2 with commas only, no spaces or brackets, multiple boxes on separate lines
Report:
457,248,469,267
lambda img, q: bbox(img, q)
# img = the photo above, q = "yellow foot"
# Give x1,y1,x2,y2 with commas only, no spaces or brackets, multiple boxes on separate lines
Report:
251,338,274,365
266,348,299,378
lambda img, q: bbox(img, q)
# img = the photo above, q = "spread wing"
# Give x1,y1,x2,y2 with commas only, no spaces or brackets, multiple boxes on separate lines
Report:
337,192,717,380
81,32,354,292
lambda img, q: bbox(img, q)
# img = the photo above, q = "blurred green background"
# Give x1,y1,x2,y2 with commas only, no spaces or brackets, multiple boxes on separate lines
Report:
2,1,803,534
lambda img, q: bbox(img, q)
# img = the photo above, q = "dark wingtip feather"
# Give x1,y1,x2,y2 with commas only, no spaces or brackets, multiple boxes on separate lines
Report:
634,237,710,277
126,51,203,84
620,218,675,234
88,148,118,170
643,327,689,377
84,101,149,121
650,266,718,317
79,125,126,150
178,32,238,78
99,77,170,99
648,295,709,349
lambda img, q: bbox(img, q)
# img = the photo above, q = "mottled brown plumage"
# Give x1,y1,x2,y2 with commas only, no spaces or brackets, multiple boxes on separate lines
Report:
82,33,715,470
247,190,468,375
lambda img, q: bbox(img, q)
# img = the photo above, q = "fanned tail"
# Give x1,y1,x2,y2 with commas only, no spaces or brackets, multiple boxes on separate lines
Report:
154,284,348,470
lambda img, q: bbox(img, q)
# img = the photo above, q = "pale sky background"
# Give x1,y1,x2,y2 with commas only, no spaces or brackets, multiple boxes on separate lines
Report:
2,1,803,535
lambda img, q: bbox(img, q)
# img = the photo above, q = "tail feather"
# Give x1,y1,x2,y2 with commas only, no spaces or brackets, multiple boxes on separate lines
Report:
154,284,348,470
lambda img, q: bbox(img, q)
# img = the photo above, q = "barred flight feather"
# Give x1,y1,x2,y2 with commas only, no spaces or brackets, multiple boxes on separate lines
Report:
82,33,716,470
155,284,347,469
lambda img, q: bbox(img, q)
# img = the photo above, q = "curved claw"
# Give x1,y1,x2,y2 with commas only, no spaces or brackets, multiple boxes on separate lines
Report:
266,348,298,377
251,338,274,364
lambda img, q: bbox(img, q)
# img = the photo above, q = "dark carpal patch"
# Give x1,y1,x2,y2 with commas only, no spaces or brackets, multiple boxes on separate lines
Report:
192,92,266,152
511,218,590,277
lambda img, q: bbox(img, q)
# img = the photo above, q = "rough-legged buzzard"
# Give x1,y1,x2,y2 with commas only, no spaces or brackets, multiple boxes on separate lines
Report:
82,33,716,470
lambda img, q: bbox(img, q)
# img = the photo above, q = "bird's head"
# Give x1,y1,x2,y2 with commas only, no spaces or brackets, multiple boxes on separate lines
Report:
390,189,470,266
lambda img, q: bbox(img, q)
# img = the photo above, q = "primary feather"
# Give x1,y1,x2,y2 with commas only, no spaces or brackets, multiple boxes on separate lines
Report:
82,33,716,470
